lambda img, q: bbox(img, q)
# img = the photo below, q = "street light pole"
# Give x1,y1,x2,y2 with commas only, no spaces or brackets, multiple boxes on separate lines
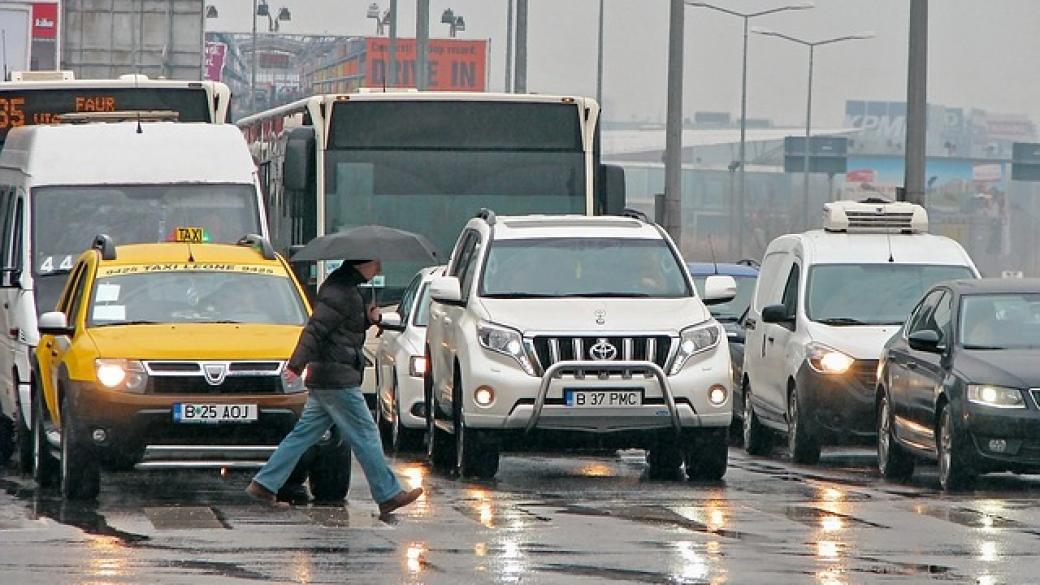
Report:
505,0,513,92
753,27,874,230
685,2,814,255
388,0,398,87
251,0,257,113
515,0,528,93
416,0,429,90
596,0,604,106
664,0,684,244
904,0,928,205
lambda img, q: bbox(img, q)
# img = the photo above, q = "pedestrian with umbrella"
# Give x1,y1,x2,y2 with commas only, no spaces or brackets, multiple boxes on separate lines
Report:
246,226,438,517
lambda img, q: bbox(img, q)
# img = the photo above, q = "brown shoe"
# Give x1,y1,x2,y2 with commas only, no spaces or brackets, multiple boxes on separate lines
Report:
246,480,290,508
378,488,424,517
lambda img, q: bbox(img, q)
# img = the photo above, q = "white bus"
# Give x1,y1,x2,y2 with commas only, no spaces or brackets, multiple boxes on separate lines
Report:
239,91,625,405
0,73,231,149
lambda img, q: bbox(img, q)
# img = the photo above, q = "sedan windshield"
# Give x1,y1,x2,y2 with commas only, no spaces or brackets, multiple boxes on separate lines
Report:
89,270,307,327
961,293,1040,350
481,238,691,298
807,264,975,325
694,275,756,320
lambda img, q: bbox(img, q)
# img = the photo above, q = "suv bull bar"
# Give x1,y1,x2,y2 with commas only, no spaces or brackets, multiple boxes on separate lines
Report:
525,360,682,435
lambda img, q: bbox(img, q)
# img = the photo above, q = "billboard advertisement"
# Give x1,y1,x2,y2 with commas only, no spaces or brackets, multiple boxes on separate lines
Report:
365,37,487,91
204,41,227,82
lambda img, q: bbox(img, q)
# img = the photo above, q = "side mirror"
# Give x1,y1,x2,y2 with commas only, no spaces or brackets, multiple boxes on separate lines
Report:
430,276,463,306
702,275,737,306
761,304,793,325
380,311,406,332
38,311,74,337
599,164,627,215
908,329,942,353
283,127,315,191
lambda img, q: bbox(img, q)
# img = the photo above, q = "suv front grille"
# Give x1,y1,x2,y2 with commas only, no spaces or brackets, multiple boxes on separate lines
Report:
143,360,284,395
532,335,672,369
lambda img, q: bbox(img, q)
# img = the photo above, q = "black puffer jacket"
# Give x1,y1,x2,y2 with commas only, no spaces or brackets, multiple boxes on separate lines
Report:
287,265,372,389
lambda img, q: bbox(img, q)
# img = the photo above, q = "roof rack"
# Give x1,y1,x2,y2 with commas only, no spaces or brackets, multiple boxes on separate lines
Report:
237,234,277,260
476,208,497,226
92,234,117,260
621,208,650,223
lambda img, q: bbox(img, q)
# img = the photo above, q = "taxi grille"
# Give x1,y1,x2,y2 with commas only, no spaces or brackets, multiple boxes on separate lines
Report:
532,335,672,369
143,361,283,395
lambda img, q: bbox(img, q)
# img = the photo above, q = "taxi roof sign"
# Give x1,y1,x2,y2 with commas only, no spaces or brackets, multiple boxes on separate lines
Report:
171,227,208,243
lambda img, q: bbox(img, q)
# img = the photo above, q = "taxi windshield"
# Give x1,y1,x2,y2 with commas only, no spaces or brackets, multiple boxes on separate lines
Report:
88,269,307,327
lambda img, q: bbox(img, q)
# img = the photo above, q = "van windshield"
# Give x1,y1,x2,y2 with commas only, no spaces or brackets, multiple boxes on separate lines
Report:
31,184,262,315
806,264,975,326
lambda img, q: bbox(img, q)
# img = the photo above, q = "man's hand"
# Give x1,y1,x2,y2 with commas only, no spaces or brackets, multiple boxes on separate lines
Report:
282,368,300,385
368,304,382,325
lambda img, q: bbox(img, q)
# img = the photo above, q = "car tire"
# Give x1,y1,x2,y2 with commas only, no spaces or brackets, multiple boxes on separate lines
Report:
16,380,34,474
685,428,729,481
787,386,821,465
60,395,100,500
453,373,499,480
376,392,393,452
742,384,772,456
426,397,455,472
31,392,57,488
938,403,976,492
877,392,914,481
0,414,14,465
646,434,684,480
309,429,352,502
392,377,424,453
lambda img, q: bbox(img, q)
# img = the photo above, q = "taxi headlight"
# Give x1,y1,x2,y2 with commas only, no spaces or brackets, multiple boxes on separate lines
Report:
669,322,722,375
95,359,147,393
805,343,855,375
967,385,1025,409
477,321,536,376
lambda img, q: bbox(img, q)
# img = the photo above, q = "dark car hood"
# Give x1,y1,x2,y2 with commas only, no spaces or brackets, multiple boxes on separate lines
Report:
954,350,1040,389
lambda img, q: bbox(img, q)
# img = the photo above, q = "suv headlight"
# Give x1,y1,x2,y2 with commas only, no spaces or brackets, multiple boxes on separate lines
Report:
95,359,147,393
967,385,1025,409
805,343,855,374
670,322,722,375
477,321,536,376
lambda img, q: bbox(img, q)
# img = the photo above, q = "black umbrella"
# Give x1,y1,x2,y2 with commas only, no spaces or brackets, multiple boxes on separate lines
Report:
291,225,439,263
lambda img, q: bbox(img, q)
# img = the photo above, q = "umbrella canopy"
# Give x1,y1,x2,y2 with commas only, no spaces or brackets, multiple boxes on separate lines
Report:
291,225,439,263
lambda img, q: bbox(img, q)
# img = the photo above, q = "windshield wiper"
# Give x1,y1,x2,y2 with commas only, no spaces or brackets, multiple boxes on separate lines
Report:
193,320,244,324
963,344,1008,350
482,292,560,299
93,320,160,327
816,317,868,326
563,292,654,298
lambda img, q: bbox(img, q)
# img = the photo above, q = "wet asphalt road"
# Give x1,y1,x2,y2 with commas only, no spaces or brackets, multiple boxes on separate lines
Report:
2,445,1040,584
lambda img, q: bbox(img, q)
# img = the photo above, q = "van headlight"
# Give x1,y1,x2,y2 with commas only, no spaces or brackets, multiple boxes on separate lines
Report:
669,322,722,375
967,385,1025,409
477,321,536,376
805,343,855,374
95,359,147,393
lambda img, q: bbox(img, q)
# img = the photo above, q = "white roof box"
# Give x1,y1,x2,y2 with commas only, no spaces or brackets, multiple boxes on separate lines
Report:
822,198,928,234
9,70,74,81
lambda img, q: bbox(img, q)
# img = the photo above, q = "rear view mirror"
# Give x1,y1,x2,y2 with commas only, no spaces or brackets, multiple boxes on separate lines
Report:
380,311,405,332
38,311,74,337
908,329,941,353
702,275,737,306
430,276,462,306
761,304,793,324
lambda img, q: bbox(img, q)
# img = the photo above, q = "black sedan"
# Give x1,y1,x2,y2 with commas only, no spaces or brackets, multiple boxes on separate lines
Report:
876,278,1040,490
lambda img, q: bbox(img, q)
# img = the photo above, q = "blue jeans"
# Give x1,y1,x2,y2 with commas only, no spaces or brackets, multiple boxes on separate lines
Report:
253,387,403,504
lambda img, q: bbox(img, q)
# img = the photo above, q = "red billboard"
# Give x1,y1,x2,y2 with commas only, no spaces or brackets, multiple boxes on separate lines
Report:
365,37,486,91
31,3,57,39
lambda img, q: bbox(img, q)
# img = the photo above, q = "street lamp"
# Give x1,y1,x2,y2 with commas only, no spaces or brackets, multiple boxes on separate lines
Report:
250,0,292,114
441,8,465,37
685,1,813,258
368,2,391,36
753,26,874,229
205,5,218,19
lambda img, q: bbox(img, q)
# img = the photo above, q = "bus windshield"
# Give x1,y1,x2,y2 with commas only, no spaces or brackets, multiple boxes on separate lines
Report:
324,100,587,302
32,184,262,314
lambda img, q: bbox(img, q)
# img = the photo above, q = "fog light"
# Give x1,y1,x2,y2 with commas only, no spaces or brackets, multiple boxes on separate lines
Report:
988,439,1008,454
474,386,495,407
91,429,108,444
708,385,728,406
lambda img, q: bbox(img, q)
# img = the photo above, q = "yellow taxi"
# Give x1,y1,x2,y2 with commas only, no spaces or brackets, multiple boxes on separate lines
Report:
31,232,349,500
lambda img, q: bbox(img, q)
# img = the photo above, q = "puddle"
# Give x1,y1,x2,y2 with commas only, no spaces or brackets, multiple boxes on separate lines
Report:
144,506,228,530
559,503,748,540
538,563,676,583
784,505,887,529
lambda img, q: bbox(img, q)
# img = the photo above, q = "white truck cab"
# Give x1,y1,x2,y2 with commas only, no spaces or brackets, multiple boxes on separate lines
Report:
741,199,979,463
424,210,737,480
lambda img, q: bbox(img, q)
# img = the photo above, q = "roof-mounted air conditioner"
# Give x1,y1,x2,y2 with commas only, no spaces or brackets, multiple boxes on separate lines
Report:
9,70,74,82
822,198,928,234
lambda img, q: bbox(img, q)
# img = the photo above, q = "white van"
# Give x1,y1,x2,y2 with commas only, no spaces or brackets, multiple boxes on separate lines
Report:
0,122,268,470
741,199,979,464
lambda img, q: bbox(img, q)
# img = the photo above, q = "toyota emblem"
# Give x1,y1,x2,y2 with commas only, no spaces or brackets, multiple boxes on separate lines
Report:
588,338,617,361
594,310,606,325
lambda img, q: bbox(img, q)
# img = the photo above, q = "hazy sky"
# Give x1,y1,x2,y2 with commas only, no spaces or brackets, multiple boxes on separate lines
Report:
206,0,1040,127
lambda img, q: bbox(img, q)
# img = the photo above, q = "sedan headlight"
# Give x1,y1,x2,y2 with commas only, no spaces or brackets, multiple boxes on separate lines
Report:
967,385,1025,409
95,359,147,393
669,322,722,376
477,321,536,376
805,343,855,374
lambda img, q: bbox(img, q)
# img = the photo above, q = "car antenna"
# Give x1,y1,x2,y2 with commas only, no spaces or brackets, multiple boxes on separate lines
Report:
886,231,894,263
708,235,719,274
134,66,143,134
187,239,196,263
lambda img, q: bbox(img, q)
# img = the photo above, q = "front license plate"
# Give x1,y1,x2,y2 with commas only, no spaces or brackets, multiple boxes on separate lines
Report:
564,390,643,408
173,403,258,424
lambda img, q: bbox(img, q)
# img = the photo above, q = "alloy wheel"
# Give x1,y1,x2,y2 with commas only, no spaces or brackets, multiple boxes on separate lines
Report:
878,398,891,472
742,390,754,447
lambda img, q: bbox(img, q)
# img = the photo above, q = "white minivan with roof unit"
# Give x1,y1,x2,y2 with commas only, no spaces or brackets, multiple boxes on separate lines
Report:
425,210,737,480
741,199,979,464
0,121,268,471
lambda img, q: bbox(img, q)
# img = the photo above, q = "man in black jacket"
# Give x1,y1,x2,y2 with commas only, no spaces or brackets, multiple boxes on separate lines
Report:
247,260,423,516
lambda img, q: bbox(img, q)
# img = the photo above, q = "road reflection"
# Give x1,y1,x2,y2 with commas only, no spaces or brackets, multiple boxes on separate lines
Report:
814,486,848,585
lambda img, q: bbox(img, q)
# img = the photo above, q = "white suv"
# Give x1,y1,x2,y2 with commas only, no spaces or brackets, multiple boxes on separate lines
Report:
425,210,737,480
